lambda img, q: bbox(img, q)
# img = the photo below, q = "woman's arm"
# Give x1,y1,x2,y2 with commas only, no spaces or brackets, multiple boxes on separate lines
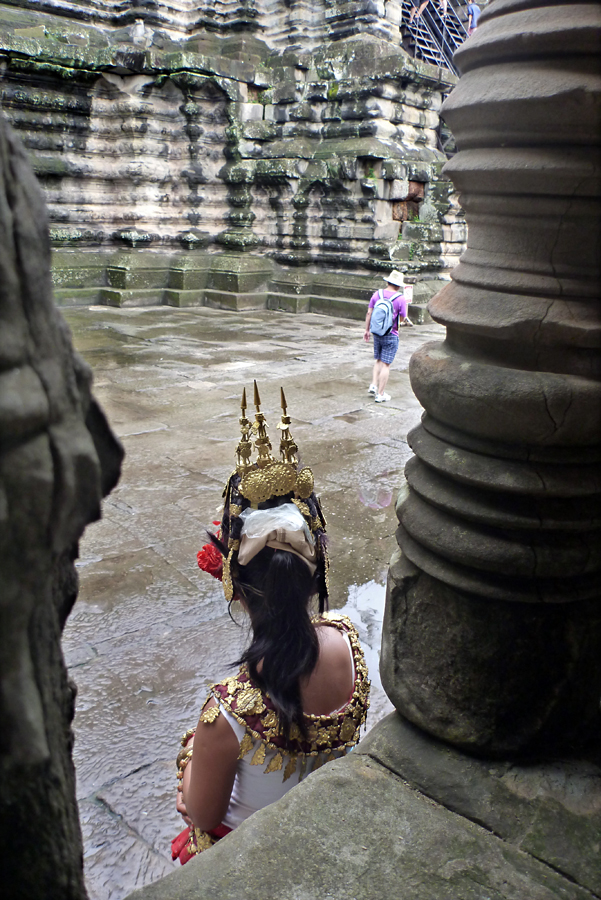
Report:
364,307,372,342
180,697,240,832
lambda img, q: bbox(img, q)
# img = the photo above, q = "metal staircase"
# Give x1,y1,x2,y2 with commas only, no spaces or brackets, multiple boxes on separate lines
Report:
401,0,468,76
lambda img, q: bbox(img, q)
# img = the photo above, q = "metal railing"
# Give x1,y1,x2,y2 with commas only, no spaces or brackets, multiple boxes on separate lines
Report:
402,0,468,75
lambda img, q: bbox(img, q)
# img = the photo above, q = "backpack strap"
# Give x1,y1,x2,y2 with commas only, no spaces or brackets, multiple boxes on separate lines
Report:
387,291,404,332
377,290,403,305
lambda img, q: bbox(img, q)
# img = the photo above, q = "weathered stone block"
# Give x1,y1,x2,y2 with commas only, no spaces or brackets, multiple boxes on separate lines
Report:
373,221,400,240
388,178,410,199
124,724,600,900
167,263,210,291
162,289,205,307
266,291,311,313
356,715,601,896
99,288,166,307
381,551,601,755
382,159,407,180
207,254,274,293
442,222,467,242
407,302,432,324
105,261,171,290
271,81,302,103
204,289,267,310
237,102,264,121
350,224,373,240
402,221,443,242
411,279,442,305
53,287,103,307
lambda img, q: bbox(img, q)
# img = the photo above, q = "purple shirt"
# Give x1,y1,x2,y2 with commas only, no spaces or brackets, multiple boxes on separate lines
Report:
467,3,481,27
369,288,407,336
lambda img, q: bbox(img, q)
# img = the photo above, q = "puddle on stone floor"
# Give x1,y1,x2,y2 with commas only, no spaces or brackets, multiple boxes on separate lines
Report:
336,579,394,726
357,484,394,509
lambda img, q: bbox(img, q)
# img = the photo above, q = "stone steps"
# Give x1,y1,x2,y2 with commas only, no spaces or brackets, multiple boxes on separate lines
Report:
51,249,437,319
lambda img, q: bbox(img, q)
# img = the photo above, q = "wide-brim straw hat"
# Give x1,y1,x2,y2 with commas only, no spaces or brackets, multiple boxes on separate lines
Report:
384,269,405,287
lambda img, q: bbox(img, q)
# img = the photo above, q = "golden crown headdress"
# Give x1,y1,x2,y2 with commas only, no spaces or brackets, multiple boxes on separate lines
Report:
235,381,315,506
215,383,328,604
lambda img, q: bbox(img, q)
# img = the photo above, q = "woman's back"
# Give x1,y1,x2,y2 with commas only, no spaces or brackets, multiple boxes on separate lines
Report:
214,615,365,831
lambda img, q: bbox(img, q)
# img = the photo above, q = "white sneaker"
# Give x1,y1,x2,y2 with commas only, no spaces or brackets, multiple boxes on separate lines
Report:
375,392,391,403
368,384,377,395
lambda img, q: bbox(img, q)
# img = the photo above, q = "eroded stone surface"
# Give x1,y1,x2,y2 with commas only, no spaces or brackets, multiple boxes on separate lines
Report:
0,0,467,307
358,714,601,896
0,114,123,899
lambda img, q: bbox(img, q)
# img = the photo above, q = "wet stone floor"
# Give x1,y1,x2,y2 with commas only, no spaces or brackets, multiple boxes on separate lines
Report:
61,305,445,900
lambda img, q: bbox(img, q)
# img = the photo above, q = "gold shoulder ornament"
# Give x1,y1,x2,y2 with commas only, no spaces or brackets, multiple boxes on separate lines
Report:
207,616,370,782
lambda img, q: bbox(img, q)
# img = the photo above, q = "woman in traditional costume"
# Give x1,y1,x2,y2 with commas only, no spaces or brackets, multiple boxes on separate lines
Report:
171,384,370,865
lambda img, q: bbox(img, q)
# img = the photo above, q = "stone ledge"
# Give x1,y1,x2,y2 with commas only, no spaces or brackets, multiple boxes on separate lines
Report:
204,289,268,311
124,714,600,900
356,714,601,896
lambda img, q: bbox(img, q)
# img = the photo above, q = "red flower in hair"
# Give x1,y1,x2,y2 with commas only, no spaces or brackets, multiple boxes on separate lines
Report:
197,522,223,581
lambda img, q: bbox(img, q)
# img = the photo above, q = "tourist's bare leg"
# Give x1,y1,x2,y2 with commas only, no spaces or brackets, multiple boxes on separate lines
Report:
377,362,391,395
372,359,382,388
409,0,429,22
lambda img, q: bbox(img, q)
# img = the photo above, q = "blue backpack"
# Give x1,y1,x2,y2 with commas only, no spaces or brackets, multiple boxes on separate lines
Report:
370,290,403,336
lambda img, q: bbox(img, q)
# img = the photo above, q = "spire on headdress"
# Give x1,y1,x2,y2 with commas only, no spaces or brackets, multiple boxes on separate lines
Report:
230,383,315,505
235,387,254,475
277,387,298,466
252,380,275,470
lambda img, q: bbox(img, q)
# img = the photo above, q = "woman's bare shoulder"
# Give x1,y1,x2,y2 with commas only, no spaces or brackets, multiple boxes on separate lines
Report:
301,623,354,715
315,622,351,663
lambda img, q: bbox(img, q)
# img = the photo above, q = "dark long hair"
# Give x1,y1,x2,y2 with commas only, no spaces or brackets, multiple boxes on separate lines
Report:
210,532,326,739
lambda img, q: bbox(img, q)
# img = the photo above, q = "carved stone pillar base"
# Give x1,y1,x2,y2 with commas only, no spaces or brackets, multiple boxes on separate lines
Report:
382,551,601,756
382,0,601,756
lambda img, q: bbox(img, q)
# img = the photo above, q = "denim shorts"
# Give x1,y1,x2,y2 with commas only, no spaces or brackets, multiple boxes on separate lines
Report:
373,332,399,365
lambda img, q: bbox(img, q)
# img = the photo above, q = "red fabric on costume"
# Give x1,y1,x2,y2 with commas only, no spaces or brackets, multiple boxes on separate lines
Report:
171,827,191,863
171,824,232,866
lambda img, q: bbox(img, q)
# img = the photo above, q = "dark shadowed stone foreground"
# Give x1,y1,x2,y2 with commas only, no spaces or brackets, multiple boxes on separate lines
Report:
126,715,601,900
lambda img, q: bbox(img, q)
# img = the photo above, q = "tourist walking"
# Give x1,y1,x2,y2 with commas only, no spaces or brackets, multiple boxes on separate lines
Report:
408,0,447,23
364,269,413,404
171,385,370,865
467,2,481,34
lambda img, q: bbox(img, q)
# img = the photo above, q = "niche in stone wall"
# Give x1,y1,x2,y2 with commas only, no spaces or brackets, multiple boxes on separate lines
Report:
391,181,424,222
251,180,295,253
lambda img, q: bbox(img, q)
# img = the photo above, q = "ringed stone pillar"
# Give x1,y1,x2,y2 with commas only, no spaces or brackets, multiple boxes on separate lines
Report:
381,0,601,756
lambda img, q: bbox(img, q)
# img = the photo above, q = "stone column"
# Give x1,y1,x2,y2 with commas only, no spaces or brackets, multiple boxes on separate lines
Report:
0,114,123,897
381,0,601,756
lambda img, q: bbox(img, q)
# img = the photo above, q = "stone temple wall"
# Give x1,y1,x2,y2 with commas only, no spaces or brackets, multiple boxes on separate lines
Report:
0,0,466,314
